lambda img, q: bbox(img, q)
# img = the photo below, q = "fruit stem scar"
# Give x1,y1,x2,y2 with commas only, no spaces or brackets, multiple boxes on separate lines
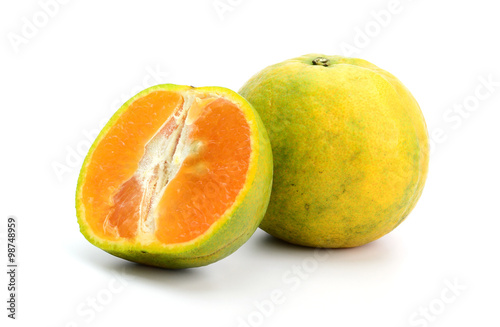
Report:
312,57,330,67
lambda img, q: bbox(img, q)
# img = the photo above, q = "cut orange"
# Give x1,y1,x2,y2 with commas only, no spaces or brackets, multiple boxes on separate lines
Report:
76,84,272,268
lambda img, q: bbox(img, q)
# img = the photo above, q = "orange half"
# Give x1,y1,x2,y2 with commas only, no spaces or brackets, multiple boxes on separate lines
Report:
76,84,272,268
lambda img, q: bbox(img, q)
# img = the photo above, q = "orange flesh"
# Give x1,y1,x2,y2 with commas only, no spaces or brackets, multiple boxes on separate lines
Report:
81,90,251,244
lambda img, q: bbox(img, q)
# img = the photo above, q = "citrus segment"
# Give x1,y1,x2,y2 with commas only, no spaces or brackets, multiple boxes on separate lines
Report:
155,98,251,244
76,84,272,268
82,90,184,240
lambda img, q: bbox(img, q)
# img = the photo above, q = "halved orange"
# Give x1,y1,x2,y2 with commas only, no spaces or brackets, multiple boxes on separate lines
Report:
76,84,272,268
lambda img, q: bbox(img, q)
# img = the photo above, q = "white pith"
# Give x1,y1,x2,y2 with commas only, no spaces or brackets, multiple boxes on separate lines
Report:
103,91,220,243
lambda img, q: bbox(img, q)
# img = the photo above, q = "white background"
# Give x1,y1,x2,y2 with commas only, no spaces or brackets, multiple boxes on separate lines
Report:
1,0,499,326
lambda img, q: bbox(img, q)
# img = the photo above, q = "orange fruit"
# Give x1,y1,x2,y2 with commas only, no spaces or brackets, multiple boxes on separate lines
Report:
76,84,273,268
240,54,429,248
